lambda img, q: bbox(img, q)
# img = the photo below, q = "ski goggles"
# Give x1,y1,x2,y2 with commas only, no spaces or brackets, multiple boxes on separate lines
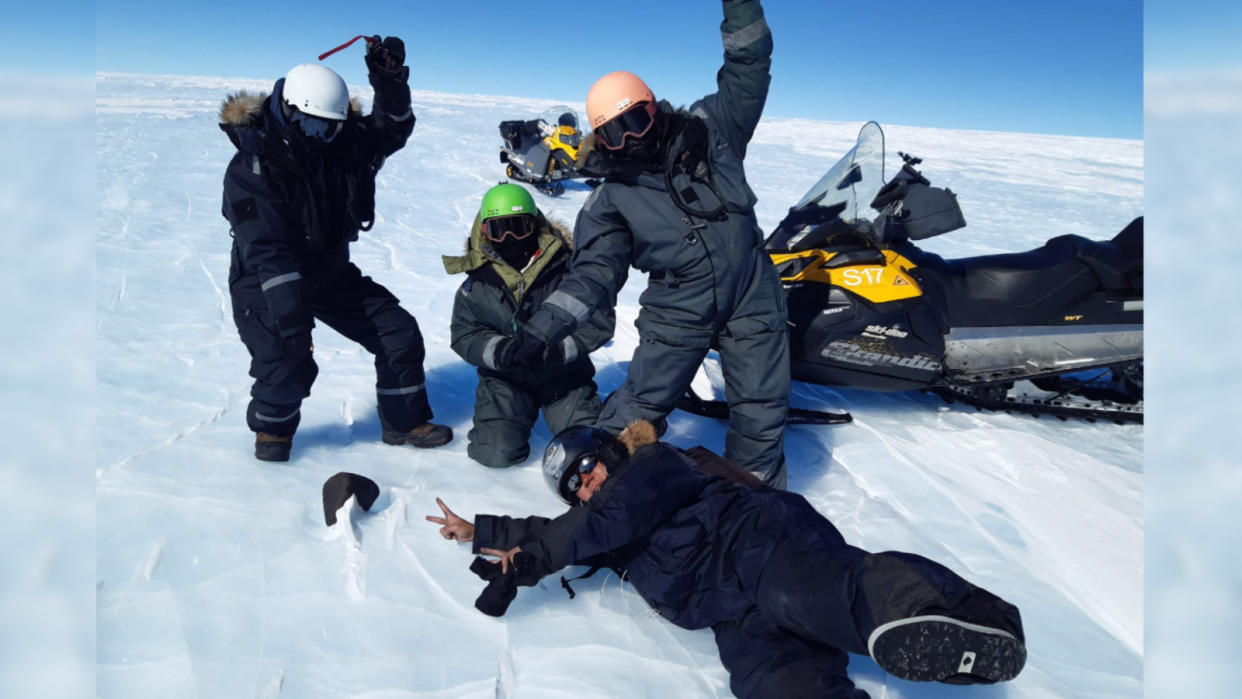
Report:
287,107,344,143
561,454,600,499
483,214,537,243
594,101,658,150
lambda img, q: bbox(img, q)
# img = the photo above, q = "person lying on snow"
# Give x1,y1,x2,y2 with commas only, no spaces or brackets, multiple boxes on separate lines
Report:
426,422,1027,698
442,183,615,468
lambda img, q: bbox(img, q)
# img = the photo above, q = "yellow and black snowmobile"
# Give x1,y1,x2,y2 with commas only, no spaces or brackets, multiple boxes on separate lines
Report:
764,121,1143,423
499,105,583,196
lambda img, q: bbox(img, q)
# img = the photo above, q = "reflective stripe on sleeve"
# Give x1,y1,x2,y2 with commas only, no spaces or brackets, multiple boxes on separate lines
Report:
546,290,591,323
722,17,770,51
560,336,578,364
482,335,502,369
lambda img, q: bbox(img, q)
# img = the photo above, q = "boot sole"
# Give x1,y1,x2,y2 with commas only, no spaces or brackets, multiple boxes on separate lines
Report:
868,615,1026,684
382,430,452,449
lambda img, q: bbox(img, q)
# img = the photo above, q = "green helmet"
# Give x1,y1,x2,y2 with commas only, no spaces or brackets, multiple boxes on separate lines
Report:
479,183,537,222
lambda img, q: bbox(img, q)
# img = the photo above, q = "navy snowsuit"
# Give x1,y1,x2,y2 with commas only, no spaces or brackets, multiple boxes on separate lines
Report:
443,216,615,467
219,68,432,437
522,0,791,486
471,439,1024,698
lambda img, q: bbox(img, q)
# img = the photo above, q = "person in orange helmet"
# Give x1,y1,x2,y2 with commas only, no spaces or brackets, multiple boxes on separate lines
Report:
493,0,790,488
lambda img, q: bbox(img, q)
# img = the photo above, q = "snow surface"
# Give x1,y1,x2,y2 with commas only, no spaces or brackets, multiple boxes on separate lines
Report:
96,72,1143,698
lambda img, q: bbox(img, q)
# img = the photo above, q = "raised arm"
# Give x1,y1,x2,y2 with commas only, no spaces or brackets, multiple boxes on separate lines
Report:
698,0,773,159
360,35,416,158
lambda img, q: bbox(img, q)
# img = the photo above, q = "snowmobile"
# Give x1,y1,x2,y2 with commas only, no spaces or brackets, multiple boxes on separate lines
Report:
499,105,583,196
759,121,1143,423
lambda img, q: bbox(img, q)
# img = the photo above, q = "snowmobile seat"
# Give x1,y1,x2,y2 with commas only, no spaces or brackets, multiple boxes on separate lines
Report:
904,238,1102,327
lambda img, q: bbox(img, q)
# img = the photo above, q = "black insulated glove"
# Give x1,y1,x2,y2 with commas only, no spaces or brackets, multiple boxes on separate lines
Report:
365,36,408,79
495,330,546,371
468,552,542,617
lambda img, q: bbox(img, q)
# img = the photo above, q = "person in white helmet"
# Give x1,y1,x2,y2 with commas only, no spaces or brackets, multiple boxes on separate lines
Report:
218,37,452,462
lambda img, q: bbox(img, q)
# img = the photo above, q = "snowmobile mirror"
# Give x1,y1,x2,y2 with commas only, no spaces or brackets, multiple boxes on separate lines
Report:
836,164,863,190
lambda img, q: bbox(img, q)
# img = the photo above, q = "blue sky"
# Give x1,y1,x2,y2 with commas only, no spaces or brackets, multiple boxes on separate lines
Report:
84,0,1148,138
11,0,1180,139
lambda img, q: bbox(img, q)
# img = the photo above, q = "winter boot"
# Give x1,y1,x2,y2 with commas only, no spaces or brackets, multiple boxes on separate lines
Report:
861,553,1026,685
382,422,453,448
255,432,293,462
868,614,1026,685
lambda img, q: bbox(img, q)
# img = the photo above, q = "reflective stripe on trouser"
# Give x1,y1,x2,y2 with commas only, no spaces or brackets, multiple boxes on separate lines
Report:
232,280,318,437
231,260,433,435
468,369,602,468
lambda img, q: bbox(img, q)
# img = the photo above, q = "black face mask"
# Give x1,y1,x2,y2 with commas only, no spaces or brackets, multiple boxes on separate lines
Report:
492,233,539,270
597,111,667,171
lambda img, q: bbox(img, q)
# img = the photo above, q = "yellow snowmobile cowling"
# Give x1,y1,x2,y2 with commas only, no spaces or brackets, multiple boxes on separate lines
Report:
770,249,923,304
543,125,580,170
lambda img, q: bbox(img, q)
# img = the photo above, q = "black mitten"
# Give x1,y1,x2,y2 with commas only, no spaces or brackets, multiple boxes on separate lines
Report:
365,36,407,77
467,552,542,617
474,576,518,617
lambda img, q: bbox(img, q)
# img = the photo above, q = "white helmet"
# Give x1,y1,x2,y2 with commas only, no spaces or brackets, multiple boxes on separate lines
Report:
282,64,349,121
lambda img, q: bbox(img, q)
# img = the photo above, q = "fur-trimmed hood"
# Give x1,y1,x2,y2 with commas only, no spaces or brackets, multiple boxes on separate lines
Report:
441,211,574,303
218,89,363,127
618,420,659,455
218,80,362,154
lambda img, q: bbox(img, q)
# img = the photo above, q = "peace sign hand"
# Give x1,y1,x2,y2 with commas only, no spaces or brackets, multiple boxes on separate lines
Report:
479,546,523,576
425,497,474,542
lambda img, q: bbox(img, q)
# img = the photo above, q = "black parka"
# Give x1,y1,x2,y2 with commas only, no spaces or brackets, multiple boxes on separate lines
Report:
219,71,414,340
471,434,837,630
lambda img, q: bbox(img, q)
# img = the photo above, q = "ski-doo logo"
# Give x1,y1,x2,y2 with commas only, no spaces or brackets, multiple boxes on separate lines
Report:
865,324,909,339
823,341,942,373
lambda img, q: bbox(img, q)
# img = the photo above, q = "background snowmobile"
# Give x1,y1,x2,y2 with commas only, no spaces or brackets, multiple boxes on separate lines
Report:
683,121,1142,425
767,121,1143,423
499,105,583,196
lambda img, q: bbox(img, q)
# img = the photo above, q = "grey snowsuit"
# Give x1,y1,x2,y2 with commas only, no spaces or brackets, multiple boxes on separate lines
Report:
444,216,615,467
524,0,790,484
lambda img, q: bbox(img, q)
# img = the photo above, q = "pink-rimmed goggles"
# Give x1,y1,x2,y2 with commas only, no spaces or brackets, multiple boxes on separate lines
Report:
594,101,658,151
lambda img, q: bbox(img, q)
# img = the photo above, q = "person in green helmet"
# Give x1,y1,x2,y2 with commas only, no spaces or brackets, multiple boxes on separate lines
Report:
443,184,616,467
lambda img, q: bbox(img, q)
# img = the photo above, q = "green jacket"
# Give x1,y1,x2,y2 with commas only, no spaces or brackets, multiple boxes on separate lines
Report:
443,213,615,381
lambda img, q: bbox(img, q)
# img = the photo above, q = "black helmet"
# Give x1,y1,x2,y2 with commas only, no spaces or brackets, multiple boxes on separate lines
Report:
542,426,627,504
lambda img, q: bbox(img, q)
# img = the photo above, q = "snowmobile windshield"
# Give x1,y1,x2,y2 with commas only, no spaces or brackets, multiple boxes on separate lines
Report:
539,106,580,135
766,121,887,252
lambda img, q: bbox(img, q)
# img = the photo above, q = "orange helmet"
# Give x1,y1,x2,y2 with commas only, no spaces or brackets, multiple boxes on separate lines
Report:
586,71,655,129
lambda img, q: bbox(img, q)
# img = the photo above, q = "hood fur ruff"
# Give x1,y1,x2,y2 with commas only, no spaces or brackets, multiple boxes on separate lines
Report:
218,90,362,126
618,420,658,455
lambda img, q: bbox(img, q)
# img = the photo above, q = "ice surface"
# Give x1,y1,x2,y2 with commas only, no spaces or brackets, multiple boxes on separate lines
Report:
96,73,1142,698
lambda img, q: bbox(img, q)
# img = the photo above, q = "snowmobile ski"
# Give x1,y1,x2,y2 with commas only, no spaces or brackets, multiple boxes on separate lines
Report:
677,389,853,425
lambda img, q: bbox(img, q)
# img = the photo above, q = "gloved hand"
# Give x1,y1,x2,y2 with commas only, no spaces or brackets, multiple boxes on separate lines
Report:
469,556,517,617
468,550,541,617
365,35,406,75
542,340,563,365
495,329,546,370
